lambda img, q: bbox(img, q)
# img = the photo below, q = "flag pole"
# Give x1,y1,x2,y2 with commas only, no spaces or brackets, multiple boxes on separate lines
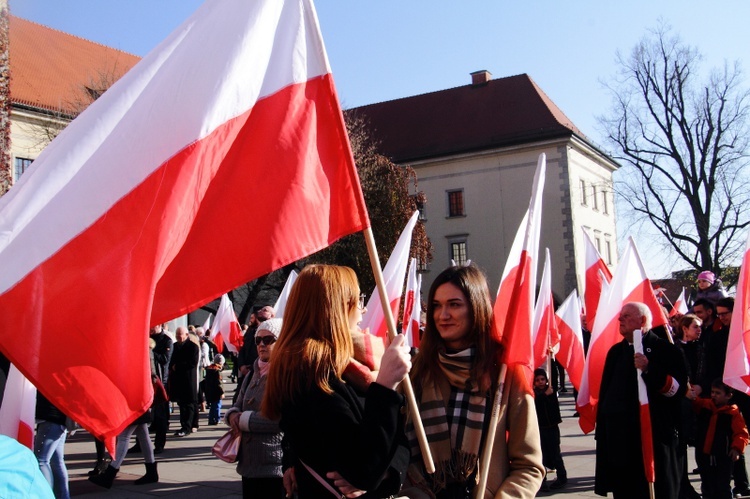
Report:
363,227,435,474
474,363,508,499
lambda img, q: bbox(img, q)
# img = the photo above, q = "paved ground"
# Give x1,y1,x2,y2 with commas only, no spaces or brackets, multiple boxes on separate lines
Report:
64,381,711,498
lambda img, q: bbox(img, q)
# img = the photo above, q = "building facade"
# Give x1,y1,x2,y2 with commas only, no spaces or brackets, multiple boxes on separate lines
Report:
351,71,618,300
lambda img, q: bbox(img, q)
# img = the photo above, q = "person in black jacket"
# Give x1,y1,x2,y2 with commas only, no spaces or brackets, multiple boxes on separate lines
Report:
262,264,411,498
595,302,688,499
534,368,567,491
169,326,199,437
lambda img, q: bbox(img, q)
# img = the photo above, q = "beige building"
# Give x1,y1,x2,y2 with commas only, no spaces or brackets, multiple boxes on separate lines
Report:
8,16,139,185
351,71,619,300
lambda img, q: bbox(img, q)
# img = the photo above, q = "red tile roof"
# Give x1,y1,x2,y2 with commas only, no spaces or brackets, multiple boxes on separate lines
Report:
9,15,140,114
348,73,586,163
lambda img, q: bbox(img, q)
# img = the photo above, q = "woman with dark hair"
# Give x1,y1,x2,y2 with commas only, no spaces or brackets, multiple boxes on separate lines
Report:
403,264,544,499
263,264,411,498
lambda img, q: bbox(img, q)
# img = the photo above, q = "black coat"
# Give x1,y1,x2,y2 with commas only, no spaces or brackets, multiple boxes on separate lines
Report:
595,331,688,499
151,331,173,385
168,340,199,403
280,379,409,498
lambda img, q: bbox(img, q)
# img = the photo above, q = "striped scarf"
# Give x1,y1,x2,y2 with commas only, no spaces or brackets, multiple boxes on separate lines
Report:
407,347,487,493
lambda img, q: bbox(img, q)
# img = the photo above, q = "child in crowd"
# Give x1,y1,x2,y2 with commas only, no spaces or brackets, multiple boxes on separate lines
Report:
203,354,225,425
691,378,749,499
533,368,568,491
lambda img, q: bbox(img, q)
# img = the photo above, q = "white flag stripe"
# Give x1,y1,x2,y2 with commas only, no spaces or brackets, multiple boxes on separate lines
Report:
0,0,329,296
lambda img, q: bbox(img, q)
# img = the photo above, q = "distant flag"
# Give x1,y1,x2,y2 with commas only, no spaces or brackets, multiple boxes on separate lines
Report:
583,229,612,333
633,329,656,484
0,0,369,450
0,364,37,449
669,288,688,317
532,249,559,370
210,294,243,355
273,270,298,318
361,211,420,340
201,314,212,333
555,289,585,392
724,230,750,394
492,154,545,384
402,257,422,348
577,237,663,433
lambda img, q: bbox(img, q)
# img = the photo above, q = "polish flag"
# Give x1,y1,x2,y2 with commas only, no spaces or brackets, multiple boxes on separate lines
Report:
633,329,656,484
724,231,750,394
583,229,612,333
273,270,299,318
211,294,243,355
361,211,420,341
555,289,585,392
0,0,369,452
402,257,422,348
493,154,545,384
0,364,37,449
577,237,663,433
201,314,213,333
532,249,559,370
668,288,688,317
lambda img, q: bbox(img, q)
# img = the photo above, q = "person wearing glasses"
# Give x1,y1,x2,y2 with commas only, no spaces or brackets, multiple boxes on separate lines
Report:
226,318,285,499
263,264,412,498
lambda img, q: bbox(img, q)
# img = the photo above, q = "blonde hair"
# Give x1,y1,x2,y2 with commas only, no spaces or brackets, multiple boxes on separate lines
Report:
262,265,358,419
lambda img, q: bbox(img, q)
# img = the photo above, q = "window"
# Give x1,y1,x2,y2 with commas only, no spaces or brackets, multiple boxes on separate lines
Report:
410,194,426,221
417,256,429,272
592,184,599,211
14,157,33,181
447,190,465,217
605,240,613,265
595,236,602,254
602,190,609,215
580,179,588,206
450,241,468,266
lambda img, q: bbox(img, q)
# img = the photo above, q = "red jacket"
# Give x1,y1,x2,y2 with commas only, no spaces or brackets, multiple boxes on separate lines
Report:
693,398,749,456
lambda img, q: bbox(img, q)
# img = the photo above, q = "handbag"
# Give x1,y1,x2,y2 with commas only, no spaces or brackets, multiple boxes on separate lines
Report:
153,376,169,405
212,430,240,463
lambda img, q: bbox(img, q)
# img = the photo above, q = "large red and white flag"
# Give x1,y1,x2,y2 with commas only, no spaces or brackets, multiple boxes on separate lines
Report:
0,0,369,452
669,287,688,317
532,249,559,370
492,154,545,384
361,211,420,341
402,257,422,348
577,237,664,433
725,231,750,394
0,364,37,449
273,270,298,318
583,229,612,333
210,294,243,355
555,289,585,392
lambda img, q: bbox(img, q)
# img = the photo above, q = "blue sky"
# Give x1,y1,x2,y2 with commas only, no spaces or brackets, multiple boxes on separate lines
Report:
11,1,750,278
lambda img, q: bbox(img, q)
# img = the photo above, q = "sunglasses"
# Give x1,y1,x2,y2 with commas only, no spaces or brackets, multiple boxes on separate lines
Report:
254,335,277,346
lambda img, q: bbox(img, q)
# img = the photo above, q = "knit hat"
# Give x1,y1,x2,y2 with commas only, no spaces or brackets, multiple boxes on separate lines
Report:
213,354,225,365
256,318,283,339
697,271,715,284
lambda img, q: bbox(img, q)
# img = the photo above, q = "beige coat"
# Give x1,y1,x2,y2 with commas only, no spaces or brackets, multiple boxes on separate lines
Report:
404,363,544,499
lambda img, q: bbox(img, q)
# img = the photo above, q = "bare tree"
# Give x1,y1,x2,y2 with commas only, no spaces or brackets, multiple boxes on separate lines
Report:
0,0,10,195
601,21,750,281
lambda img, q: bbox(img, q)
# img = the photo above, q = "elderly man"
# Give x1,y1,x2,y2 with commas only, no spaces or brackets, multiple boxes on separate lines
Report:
169,326,199,438
595,302,688,499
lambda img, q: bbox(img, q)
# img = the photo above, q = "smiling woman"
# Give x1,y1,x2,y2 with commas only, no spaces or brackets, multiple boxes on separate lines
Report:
403,264,543,499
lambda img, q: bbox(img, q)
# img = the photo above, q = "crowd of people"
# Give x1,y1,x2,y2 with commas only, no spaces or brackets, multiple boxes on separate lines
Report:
6,265,750,499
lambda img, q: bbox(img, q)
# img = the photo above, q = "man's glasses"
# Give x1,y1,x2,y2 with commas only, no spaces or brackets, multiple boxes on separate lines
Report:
255,335,277,346
716,311,731,317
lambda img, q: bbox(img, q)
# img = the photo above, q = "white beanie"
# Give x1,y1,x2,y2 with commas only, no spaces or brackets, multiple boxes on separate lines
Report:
256,318,283,339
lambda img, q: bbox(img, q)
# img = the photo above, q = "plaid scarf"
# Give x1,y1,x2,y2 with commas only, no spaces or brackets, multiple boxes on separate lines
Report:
342,328,385,393
407,347,487,493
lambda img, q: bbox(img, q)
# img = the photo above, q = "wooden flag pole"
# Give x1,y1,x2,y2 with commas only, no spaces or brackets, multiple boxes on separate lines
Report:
363,227,435,474
473,363,508,499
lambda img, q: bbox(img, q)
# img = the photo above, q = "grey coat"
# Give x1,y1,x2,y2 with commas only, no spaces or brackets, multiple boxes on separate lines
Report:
224,359,282,478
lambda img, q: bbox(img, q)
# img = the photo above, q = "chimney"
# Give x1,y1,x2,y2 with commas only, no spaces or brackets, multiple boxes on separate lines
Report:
470,70,492,86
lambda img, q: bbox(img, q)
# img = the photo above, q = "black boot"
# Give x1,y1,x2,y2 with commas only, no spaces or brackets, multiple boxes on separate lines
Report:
87,456,111,477
88,464,118,489
134,462,159,485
